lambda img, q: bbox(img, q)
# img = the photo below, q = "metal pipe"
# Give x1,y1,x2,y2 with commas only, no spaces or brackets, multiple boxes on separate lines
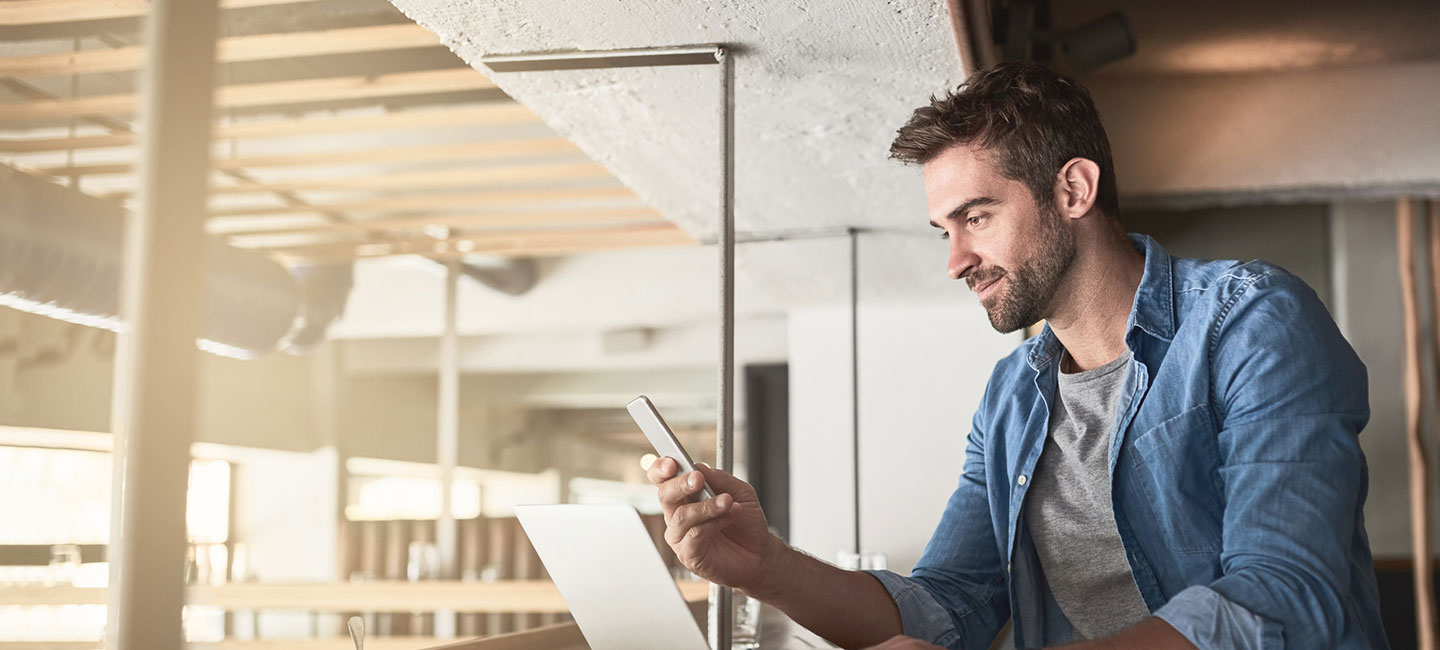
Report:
479,42,733,650
711,45,736,650
105,0,221,647
849,228,861,556
481,45,723,72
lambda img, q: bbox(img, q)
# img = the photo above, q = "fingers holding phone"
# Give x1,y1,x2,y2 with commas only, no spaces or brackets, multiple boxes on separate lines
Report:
655,464,772,590
632,396,774,590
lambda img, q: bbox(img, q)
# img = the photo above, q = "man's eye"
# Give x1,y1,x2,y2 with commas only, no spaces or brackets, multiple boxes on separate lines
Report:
939,231,950,240
967,214,986,227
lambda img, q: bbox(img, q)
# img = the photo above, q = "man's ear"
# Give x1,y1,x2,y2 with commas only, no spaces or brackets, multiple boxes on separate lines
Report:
1053,157,1102,220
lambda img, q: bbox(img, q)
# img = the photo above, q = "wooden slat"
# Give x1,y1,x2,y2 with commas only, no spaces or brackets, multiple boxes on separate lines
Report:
32,138,579,177
210,185,630,221
268,222,696,261
0,68,494,121
200,169,622,203
0,544,106,565
0,0,325,26
209,207,665,237
1401,198,1440,650
0,580,710,612
0,104,538,153
0,23,441,77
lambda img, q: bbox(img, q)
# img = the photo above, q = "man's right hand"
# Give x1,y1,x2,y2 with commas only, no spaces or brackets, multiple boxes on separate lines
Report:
646,458,778,595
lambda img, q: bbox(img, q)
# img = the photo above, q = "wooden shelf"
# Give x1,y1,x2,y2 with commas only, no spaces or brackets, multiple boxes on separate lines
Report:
0,635,580,650
0,579,709,614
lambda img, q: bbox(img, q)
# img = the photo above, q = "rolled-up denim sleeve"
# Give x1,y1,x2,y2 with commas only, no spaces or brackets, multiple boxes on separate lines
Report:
1155,585,1283,650
864,569,964,647
1178,272,1371,650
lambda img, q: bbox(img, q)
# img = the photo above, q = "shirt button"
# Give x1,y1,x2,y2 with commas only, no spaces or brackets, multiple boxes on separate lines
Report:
1017,475,1027,486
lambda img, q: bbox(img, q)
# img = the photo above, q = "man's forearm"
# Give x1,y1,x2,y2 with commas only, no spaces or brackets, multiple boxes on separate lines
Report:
1049,617,1197,650
743,536,903,650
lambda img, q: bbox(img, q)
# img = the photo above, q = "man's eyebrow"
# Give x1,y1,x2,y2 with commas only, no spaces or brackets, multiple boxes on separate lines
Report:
929,196,1000,228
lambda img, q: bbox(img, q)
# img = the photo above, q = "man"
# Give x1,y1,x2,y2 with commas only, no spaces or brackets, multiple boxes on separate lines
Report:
648,61,1387,650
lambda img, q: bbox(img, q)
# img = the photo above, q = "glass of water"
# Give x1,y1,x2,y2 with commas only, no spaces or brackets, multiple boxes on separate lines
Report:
707,587,763,650
836,550,888,571
731,590,762,650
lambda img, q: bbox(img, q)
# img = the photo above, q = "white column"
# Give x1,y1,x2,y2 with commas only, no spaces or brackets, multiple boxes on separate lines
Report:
105,0,221,648
435,258,460,638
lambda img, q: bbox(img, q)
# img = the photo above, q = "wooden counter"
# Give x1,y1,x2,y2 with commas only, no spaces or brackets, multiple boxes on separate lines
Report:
418,603,836,650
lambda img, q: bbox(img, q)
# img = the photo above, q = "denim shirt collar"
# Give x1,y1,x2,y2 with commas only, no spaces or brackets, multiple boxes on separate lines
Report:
1025,233,1176,371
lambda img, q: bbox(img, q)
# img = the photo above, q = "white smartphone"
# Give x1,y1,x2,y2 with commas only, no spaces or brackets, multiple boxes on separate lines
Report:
628,395,717,502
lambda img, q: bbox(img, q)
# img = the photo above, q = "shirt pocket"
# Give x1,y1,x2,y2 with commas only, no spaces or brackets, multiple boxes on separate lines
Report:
1127,403,1224,554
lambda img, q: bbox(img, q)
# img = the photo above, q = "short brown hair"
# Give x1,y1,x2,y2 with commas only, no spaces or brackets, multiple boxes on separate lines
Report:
890,61,1120,220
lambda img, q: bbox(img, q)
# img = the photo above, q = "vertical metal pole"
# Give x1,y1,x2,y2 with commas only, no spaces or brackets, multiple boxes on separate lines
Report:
105,0,221,648
711,45,735,650
849,228,861,556
436,258,461,638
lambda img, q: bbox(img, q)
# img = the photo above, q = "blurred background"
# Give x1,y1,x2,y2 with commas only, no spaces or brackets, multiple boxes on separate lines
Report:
1,0,1438,648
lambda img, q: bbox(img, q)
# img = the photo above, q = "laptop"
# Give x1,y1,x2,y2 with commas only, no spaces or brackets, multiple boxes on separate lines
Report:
515,504,711,650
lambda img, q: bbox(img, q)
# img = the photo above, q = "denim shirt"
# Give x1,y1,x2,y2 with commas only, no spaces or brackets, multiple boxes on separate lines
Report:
866,234,1388,650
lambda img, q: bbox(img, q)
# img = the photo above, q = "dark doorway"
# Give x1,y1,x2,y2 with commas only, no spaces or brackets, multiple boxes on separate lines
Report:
745,363,790,541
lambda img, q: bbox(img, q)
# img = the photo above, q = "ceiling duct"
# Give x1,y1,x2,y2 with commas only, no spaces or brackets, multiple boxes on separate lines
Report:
278,261,354,355
455,256,538,296
0,164,349,359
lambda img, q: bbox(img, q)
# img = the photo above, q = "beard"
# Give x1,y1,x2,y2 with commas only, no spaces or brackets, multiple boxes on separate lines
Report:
970,204,1077,333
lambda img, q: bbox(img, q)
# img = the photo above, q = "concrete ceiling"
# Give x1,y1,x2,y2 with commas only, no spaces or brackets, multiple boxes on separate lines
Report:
379,0,972,315
373,0,1440,328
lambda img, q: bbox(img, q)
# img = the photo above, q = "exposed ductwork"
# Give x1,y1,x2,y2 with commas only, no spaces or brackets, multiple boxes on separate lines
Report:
454,256,538,296
279,261,354,355
0,164,350,359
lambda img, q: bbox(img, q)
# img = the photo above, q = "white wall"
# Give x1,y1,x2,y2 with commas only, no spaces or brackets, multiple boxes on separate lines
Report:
790,304,1018,574
225,445,340,638
1330,201,1415,557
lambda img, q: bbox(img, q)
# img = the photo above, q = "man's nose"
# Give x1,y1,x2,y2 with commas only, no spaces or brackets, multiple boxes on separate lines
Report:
948,240,979,281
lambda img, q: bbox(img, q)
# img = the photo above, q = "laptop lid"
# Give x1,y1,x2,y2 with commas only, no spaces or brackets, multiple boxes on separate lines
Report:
515,504,710,650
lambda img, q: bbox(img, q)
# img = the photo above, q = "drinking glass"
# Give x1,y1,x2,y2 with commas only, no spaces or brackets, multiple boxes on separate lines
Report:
406,541,439,581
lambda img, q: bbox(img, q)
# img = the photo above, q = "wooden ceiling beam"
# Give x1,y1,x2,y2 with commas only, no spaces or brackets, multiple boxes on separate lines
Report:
197,164,621,201
0,23,442,77
208,184,635,218
2,0,333,28
0,68,496,121
208,207,667,236
0,104,537,153
260,222,695,261
30,138,580,177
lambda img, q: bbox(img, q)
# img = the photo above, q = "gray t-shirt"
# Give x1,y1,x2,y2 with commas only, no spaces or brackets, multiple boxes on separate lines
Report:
1025,350,1151,640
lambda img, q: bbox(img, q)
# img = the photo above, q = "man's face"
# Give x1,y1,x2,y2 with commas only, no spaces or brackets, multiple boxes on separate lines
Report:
923,145,1076,333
